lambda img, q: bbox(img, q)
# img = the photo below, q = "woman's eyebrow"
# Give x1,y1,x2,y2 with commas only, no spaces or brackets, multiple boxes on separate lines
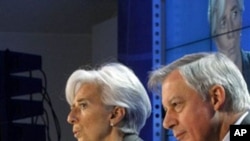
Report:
231,5,239,12
76,98,87,103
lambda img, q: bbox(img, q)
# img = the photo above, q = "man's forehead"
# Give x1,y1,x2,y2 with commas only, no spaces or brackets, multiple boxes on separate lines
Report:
161,69,194,103
162,70,183,86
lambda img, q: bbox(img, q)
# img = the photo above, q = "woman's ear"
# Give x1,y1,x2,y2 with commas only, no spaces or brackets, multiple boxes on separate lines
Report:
109,106,126,126
209,85,225,111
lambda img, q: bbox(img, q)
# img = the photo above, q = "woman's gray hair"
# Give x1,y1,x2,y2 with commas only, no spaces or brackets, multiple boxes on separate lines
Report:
65,62,152,134
148,52,250,112
208,0,244,36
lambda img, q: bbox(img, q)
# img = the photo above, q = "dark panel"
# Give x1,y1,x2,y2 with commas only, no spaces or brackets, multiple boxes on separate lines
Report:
118,0,153,140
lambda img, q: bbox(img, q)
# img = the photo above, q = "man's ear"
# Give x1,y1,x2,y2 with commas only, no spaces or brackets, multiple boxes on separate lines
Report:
209,85,225,110
109,106,126,126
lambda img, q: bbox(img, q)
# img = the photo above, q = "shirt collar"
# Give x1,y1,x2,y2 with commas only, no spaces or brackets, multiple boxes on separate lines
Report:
222,111,249,141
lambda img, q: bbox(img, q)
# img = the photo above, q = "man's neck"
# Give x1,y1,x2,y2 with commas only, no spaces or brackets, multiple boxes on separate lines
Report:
219,112,245,141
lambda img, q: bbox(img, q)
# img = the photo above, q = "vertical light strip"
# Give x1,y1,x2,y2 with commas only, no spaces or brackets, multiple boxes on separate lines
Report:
152,0,163,141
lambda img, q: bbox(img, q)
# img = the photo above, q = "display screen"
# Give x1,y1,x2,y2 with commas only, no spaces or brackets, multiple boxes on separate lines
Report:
164,0,250,64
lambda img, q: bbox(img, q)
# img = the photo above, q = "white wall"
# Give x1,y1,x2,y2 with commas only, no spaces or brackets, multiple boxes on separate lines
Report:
0,16,117,141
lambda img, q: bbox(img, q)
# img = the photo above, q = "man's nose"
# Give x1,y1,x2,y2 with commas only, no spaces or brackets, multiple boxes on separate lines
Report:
162,111,177,129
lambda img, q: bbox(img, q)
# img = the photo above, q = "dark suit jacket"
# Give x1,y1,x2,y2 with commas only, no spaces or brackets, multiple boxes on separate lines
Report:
123,134,143,141
241,111,250,125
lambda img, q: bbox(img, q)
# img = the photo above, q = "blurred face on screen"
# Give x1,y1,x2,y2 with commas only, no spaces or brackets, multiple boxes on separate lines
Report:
161,70,218,141
215,0,242,54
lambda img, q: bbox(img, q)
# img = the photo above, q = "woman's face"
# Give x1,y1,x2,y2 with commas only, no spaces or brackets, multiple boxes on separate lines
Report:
67,83,113,141
215,0,242,53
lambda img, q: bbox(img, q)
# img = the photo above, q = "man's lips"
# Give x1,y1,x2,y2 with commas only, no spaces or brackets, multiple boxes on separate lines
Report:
174,131,186,140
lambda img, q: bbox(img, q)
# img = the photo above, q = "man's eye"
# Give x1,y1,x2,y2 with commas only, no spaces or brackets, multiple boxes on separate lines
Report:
172,102,183,112
172,101,179,106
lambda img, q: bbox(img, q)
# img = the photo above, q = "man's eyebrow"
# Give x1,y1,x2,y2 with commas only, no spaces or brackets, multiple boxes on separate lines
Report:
163,96,180,108
168,96,181,103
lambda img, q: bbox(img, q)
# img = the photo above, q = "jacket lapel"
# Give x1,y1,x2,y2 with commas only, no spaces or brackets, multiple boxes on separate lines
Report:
241,112,250,125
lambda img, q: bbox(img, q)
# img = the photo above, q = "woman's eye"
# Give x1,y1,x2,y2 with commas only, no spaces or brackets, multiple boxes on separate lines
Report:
233,10,237,17
80,103,87,109
232,9,240,20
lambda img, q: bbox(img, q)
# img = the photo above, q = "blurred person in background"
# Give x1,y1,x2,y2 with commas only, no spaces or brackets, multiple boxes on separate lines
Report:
208,0,250,90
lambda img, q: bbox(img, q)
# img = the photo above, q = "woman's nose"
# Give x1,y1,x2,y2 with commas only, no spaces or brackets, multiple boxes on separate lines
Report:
226,20,235,39
67,109,78,124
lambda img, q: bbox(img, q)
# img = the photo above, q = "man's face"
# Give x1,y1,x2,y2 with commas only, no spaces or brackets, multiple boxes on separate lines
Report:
161,70,217,141
215,0,242,53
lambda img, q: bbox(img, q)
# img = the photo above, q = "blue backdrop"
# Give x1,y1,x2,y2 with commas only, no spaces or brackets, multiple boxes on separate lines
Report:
118,0,250,141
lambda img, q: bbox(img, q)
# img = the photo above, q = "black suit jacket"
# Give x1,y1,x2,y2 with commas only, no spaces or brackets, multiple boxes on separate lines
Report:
241,111,250,125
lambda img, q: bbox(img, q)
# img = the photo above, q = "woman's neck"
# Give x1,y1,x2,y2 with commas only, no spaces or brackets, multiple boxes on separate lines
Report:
220,47,242,72
103,128,124,141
